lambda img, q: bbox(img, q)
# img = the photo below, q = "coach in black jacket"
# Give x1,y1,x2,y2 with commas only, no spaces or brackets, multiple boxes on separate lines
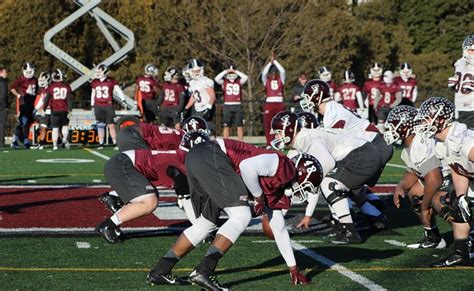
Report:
0,66,9,148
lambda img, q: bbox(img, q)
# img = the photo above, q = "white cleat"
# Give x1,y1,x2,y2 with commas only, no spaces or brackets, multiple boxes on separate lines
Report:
53,145,58,151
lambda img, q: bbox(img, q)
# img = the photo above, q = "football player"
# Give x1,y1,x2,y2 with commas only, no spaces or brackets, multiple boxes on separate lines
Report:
182,59,216,133
414,97,473,267
261,53,286,147
214,65,248,140
10,62,37,149
271,111,384,244
31,71,51,150
95,148,188,244
334,70,364,112
90,64,126,149
394,63,418,107
134,63,160,123
318,66,337,96
448,35,474,129
158,66,185,129
375,70,402,132
43,69,72,150
363,63,383,124
384,106,450,249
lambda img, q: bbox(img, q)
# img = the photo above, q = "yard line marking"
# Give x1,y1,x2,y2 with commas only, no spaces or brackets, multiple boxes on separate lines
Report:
384,240,407,247
92,179,102,183
83,148,111,160
291,241,386,291
252,240,323,243
387,163,405,169
26,180,37,183
76,242,91,249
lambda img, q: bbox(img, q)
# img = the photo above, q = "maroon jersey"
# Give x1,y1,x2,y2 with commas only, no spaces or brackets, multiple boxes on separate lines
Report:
34,88,48,110
91,77,118,106
264,76,284,101
11,76,37,96
363,79,383,106
133,149,186,188
336,83,362,110
46,82,71,112
378,82,401,108
139,123,183,150
222,79,243,104
161,82,185,107
393,76,417,102
135,75,160,101
221,139,296,209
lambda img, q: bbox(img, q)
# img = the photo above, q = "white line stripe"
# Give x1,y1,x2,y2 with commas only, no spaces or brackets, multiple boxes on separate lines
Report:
252,239,323,243
83,148,111,160
384,240,407,247
291,241,386,291
76,242,91,249
386,163,406,169
0,227,186,233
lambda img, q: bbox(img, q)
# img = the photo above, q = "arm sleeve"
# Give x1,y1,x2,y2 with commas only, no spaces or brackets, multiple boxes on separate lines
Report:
356,91,364,108
305,189,320,216
239,153,279,198
273,60,286,84
261,62,272,84
43,93,51,110
412,86,418,103
236,70,248,84
90,87,95,107
214,70,227,85
334,91,342,102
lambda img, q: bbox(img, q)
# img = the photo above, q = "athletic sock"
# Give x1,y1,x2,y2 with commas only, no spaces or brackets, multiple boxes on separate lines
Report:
110,214,122,226
152,249,181,275
454,239,470,257
196,245,224,275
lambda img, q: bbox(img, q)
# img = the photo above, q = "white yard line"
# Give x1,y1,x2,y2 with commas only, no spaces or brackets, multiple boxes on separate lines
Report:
252,239,323,243
386,163,405,169
83,148,111,160
76,242,91,249
384,240,407,247
291,241,386,291
0,227,185,233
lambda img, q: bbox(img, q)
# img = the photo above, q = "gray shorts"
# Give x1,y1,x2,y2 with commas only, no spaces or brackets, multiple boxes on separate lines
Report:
117,125,149,152
50,111,69,128
95,105,115,124
223,104,243,127
104,153,157,204
366,134,394,187
186,141,249,224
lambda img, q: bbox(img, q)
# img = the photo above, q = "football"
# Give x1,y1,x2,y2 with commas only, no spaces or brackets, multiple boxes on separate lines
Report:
261,214,275,240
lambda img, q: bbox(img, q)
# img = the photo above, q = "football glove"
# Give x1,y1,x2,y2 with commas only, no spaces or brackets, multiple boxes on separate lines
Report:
251,195,265,217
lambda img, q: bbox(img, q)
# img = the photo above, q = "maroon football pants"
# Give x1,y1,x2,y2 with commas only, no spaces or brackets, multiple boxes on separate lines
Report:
263,102,286,146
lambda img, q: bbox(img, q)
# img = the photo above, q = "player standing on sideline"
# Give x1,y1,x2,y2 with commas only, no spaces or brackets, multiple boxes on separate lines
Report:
319,66,337,97
90,64,126,149
448,35,474,129
135,63,160,123
363,63,383,124
214,65,248,140
290,73,308,112
31,72,51,150
334,70,364,113
10,62,37,149
43,69,72,150
262,52,286,147
375,70,402,132
0,66,8,148
394,63,418,107
158,67,185,129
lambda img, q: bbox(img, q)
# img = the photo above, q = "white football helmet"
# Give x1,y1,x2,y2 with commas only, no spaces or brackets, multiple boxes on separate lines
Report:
164,66,179,82
188,59,204,80
463,34,474,65
318,66,332,82
144,63,158,77
370,62,383,78
51,69,65,82
38,71,51,88
399,63,412,81
22,63,35,79
95,64,109,80
383,70,394,84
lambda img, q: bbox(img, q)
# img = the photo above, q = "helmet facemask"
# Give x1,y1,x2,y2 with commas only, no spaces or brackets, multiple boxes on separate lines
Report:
383,121,402,145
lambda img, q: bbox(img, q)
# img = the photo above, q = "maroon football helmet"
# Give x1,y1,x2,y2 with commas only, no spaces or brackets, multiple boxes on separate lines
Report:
179,130,210,152
286,153,324,204
297,112,319,129
270,111,300,150
383,105,419,144
182,116,209,134
299,79,331,112
414,97,455,139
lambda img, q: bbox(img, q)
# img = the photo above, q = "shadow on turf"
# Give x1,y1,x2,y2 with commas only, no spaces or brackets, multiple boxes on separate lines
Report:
0,185,81,196
0,175,69,184
0,195,97,213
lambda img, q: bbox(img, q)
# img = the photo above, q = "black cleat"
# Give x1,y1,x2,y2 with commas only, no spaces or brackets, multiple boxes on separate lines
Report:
430,253,472,268
99,192,124,213
146,270,190,286
95,223,122,244
407,237,446,249
368,214,388,231
189,270,229,291
331,223,362,244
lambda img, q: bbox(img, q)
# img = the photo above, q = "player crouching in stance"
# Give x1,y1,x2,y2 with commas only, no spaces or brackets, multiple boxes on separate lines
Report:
384,106,448,249
95,148,189,243
147,132,319,289
414,97,473,267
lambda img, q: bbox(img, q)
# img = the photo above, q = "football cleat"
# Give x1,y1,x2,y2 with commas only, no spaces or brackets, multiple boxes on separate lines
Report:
290,269,311,285
368,214,388,231
95,223,122,244
430,253,472,268
99,192,124,213
407,237,446,249
63,140,70,149
327,220,341,237
53,145,58,150
331,223,362,244
189,269,229,291
97,144,104,150
10,141,20,149
31,144,44,150
146,270,189,286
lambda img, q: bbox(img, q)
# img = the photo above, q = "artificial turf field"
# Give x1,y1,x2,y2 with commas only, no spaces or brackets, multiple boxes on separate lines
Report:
1,145,474,290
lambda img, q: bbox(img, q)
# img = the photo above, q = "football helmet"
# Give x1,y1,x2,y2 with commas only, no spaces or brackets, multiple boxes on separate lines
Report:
270,111,300,150
342,70,355,83
383,70,394,84
370,62,383,78
187,59,204,80
164,66,179,82
414,97,455,139
182,116,210,134
38,71,51,88
318,66,332,82
299,79,331,112
399,63,412,80
51,69,64,82
286,153,324,205
297,112,319,129
22,63,35,79
144,63,159,77
95,64,109,79
383,105,419,144
179,130,210,152
463,34,474,65
182,64,191,83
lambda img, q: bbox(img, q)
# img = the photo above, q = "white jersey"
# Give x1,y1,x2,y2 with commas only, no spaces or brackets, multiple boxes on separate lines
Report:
453,58,474,113
323,101,373,131
435,122,474,179
188,76,214,112
401,134,441,180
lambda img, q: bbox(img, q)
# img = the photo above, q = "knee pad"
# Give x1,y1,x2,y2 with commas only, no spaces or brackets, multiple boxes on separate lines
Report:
97,122,106,129
438,205,453,223
217,206,251,243
183,216,217,246
321,178,349,206
410,195,423,214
